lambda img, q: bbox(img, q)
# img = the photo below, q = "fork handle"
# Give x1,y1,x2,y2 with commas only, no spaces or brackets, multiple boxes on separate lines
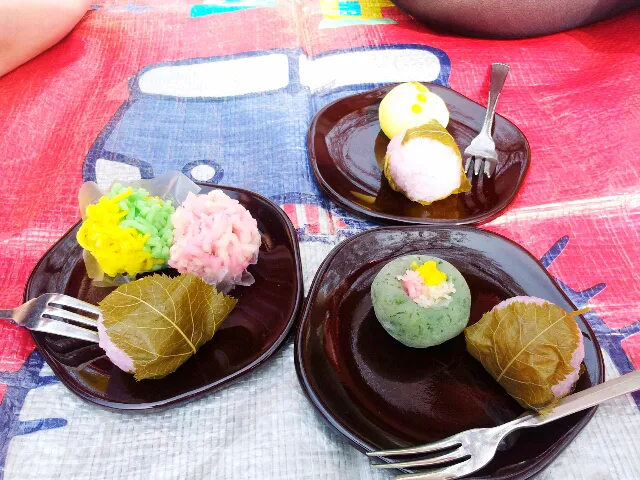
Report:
0,310,13,320
481,63,510,137
537,370,640,425
508,370,640,433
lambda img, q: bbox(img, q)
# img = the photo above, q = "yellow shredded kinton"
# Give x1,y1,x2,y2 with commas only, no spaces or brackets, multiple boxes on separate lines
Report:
411,260,447,286
77,184,175,278
76,193,155,278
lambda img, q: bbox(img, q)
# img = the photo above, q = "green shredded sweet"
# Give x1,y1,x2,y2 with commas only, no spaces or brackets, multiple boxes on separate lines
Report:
107,184,176,271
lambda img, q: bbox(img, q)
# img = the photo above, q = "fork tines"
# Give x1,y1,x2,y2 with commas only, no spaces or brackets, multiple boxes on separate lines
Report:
48,294,102,317
40,294,100,343
464,155,497,178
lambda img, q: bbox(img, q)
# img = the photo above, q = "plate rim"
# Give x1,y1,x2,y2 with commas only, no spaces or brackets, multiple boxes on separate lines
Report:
24,183,304,412
294,225,605,478
307,83,532,226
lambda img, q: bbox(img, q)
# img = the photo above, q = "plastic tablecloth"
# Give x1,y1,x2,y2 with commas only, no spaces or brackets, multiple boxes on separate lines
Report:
0,1,639,479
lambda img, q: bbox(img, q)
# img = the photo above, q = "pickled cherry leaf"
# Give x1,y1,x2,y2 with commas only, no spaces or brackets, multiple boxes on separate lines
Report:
100,273,237,380
464,301,581,412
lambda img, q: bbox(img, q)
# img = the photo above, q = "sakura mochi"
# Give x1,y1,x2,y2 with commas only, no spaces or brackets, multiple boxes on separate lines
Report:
384,121,471,205
465,296,586,412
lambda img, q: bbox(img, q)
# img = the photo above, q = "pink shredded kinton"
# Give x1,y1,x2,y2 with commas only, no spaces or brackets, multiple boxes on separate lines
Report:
398,270,424,300
169,190,261,288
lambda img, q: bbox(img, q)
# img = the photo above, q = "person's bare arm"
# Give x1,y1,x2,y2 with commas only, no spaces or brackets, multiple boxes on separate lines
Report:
0,0,92,77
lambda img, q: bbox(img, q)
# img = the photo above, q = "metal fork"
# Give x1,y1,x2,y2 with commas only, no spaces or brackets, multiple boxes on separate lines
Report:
0,294,100,342
368,369,640,479
464,63,510,178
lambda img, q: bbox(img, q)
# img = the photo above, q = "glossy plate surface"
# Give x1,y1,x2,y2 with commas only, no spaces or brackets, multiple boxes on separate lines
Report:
25,185,303,411
308,83,530,225
295,226,603,479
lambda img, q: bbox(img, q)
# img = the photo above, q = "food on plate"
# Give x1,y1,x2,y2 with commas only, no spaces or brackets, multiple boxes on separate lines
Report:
465,296,587,412
98,273,237,380
77,184,175,278
384,121,471,205
169,190,261,290
371,255,471,348
379,82,450,139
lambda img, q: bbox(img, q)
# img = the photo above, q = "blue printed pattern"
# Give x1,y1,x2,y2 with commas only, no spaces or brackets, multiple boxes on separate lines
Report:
0,352,65,479
339,2,362,16
191,1,278,18
82,46,451,212
541,236,640,407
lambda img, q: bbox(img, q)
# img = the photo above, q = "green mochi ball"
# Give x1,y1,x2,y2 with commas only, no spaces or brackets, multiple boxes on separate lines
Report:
371,255,471,348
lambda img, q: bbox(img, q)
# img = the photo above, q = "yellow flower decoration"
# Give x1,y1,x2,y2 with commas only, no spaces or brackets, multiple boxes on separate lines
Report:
410,260,447,286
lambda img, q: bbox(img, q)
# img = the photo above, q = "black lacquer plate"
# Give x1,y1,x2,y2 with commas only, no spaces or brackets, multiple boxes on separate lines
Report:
308,83,530,225
25,184,303,411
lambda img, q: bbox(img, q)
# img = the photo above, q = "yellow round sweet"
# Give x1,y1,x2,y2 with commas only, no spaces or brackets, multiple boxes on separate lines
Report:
379,82,450,139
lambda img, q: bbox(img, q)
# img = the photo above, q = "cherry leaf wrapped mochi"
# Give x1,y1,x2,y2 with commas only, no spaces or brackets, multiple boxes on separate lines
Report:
98,273,237,380
169,190,261,291
384,121,471,205
465,296,585,412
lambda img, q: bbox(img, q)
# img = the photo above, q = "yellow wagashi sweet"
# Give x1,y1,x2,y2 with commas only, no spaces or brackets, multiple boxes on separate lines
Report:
379,82,450,139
